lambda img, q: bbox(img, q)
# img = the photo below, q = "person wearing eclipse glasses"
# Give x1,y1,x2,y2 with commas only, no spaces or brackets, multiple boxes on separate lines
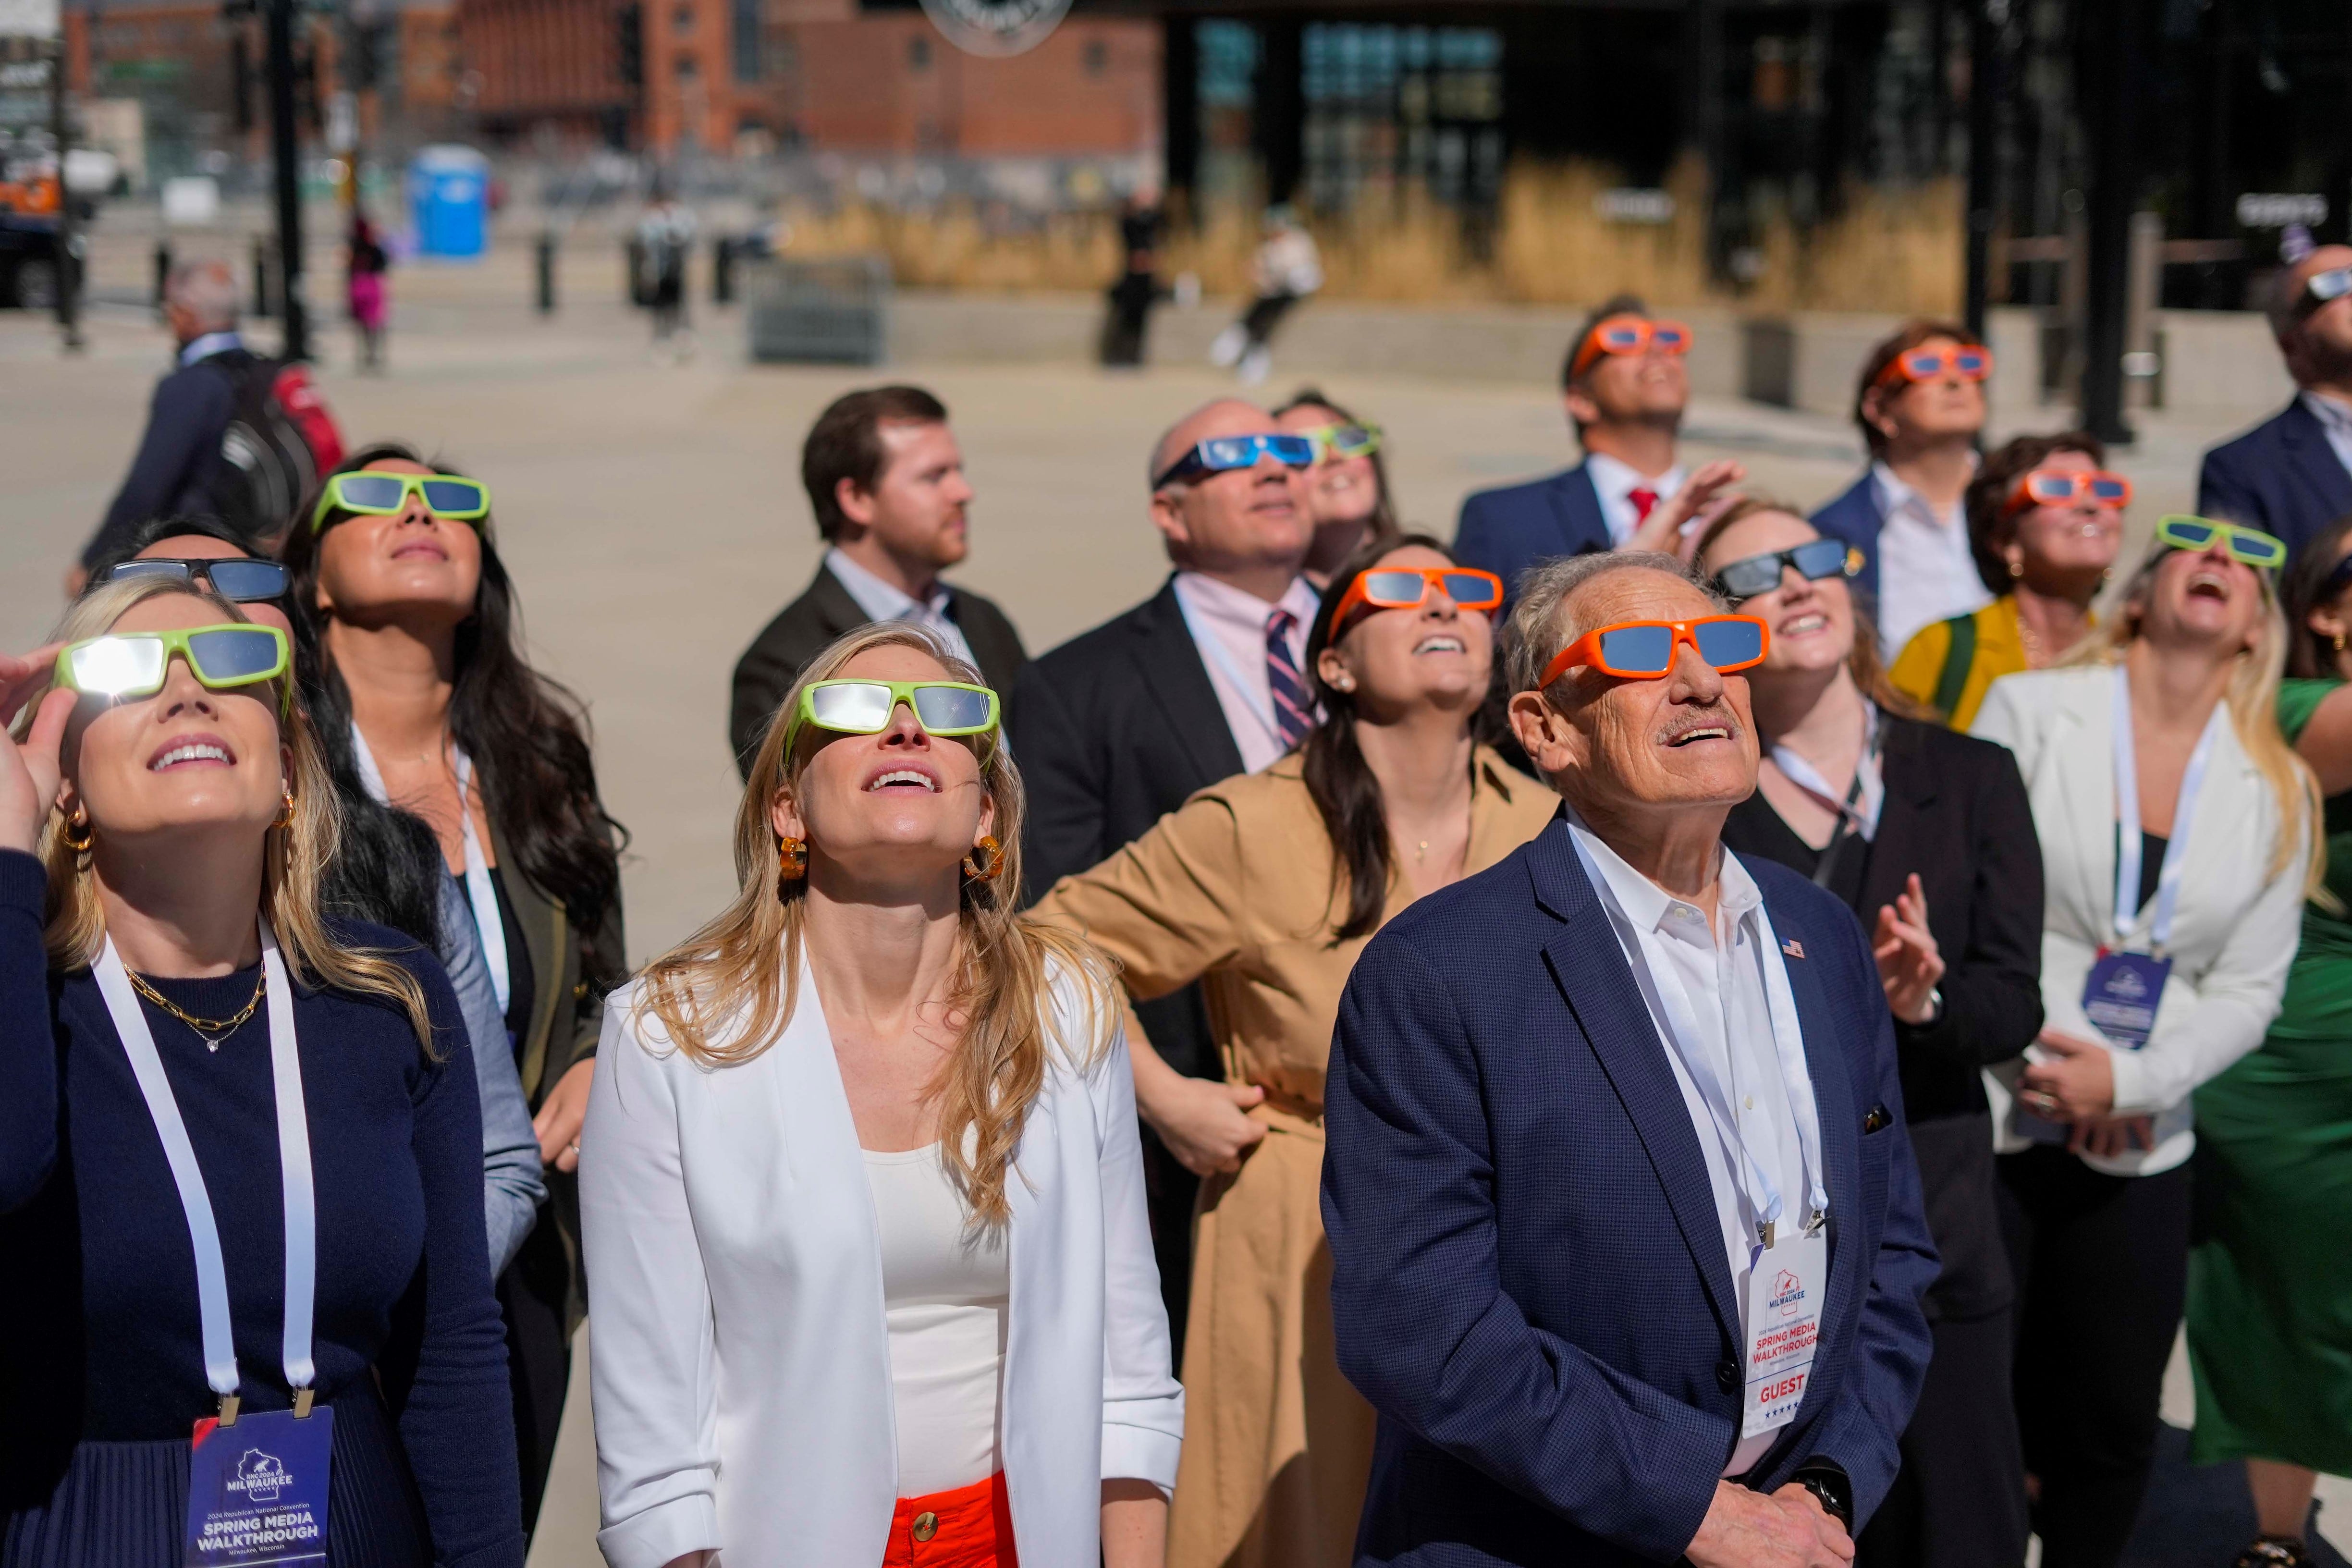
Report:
1321,547,1936,1568
1695,499,2044,1568
1812,320,1995,657
2199,244,2352,554
0,576,524,1565
1455,294,1694,599
281,443,627,1542
581,623,1182,1568
1272,387,1400,585
1029,535,1554,1568
1971,516,2318,1568
1887,432,2129,729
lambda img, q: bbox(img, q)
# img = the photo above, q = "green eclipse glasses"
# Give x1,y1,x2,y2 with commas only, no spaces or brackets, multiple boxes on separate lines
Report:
2154,514,2287,570
54,624,291,715
311,471,492,532
783,679,1001,756
1301,421,1383,462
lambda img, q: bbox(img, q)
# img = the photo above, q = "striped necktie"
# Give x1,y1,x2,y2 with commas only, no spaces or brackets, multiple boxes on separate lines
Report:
1265,607,1314,751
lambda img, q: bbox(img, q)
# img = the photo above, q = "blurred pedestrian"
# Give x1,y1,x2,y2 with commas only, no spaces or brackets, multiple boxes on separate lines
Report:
2199,245,2352,553
1887,433,2127,728
730,386,1026,777
584,624,1182,1568
1273,387,1398,585
1699,500,2042,1568
1972,519,2317,1568
638,184,697,358
1455,294,1691,600
1031,537,1551,1568
348,211,390,373
1210,207,1322,387
1102,185,1164,368
1811,321,1993,654
2185,515,2352,1568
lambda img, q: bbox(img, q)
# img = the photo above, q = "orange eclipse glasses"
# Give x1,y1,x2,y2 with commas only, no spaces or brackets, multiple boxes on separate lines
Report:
1539,615,1770,687
2005,467,2133,513
1568,315,1694,381
1874,343,1993,387
1328,566,1504,632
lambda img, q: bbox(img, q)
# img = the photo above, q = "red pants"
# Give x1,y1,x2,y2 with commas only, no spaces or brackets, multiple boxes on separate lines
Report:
882,1472,1017,1568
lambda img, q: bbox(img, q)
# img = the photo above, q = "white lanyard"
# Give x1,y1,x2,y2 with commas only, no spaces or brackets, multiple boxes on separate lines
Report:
2110,667,2224,956
351,723,511,1014
1769,699,1884,842
95,919,315,1415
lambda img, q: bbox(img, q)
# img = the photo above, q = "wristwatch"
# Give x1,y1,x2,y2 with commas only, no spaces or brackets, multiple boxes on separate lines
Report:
1792,1459,1853,1529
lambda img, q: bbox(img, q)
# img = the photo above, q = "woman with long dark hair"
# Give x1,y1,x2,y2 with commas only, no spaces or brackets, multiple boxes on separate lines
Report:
1031,533,1554,1568
1273,388,1399,585
282,441,625,1535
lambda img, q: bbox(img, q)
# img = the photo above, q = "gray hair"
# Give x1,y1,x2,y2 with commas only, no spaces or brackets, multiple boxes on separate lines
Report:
164,259,240,332
1504,551,1727,694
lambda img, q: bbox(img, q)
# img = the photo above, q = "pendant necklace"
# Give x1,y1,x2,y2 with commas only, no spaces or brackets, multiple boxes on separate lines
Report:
126,967,267,1054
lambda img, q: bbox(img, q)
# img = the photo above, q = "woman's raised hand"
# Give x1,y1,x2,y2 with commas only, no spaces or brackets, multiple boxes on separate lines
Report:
0,646,72,857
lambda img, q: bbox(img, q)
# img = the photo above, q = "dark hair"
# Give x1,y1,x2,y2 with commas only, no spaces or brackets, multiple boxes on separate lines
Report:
1962,430,2107,596
1852,318,1984,456
1301,531,1478,942
1561,292,1650,391
802,385,950,542
1269,384,1401,540
284,442,626,982
85,514,254,580
2281,513,2352,679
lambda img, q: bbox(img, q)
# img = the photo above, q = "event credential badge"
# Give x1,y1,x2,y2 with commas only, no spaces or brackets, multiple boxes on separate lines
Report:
1740,1228,1827,1440
184,1405,333,1566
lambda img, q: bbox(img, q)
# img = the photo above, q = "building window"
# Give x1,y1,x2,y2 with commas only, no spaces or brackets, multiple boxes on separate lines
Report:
908,34,930,71
1195,19,1260,208
1082,37,1107,76
675,52,699,78
1301,24,1505,225
673,3,694,35
733,0,761,81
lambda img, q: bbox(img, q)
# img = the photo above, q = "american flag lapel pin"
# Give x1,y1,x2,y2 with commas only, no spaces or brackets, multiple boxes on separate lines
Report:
1781,939,1805,959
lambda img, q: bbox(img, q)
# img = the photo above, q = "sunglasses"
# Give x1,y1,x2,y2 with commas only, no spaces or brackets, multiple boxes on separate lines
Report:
1877,344,1993,386
1299,421,1383,462
53,624,291,715
783,678,1001,756
1152,433,1316,490
1541,615,1769,686
94,557,290,603
2297,266,2352,319
1568,316,1693,380
1328,566,1503,631
311,471,493,532
2006,468,2133,512
1712,539,1862,602
2154,514,2287,569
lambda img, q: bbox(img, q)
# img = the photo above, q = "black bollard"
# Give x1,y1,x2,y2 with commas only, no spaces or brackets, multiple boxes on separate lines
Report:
712,234,735,305
153,239,172,318
536,230,556,314
251,235,274,319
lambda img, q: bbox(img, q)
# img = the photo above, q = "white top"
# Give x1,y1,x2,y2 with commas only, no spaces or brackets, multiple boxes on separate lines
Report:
864,1143,1009,1498
1563,812,1827,1479
1970,666,2309,1175
1252,228,1323,297
1170,570,1323,773
1585,451,1688,549
826,546,980,674
2300,391,2352,485
1871,461,1991,656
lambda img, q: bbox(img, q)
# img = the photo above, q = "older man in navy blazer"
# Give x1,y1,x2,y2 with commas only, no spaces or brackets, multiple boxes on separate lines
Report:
1322,551,1936,1568
2198,243,2352,555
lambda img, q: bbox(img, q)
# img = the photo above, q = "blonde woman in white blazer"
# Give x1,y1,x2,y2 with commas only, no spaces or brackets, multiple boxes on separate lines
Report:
1971,521,2318,1568
581,625,1182,1568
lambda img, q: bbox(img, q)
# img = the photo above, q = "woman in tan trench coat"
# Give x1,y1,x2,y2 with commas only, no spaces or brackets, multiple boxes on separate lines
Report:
1033,534,1556,1568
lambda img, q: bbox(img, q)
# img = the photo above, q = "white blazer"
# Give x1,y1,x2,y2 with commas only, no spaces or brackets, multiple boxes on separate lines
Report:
1971,665,2310,1176
580,956,1184,1568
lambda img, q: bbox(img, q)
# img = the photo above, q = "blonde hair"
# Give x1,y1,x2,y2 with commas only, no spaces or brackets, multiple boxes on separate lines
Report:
26,578,438,1049
2064,542,2325,894
633,623,1114,1228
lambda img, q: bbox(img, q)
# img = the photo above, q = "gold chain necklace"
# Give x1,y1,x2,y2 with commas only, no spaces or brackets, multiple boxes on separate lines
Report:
126,968,266,1054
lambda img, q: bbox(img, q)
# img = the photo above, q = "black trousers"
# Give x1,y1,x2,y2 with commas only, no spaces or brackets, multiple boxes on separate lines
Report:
1997,1146,2192,1568
1241,292,1300,347
498,1211,575,1541
1859,1307,2031,1568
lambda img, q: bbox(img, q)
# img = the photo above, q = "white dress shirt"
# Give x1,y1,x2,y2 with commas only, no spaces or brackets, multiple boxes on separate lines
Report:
826,546,980,673
2301,391,2352,485
1871,461,1990,656
1170,570,1323,774
1585,451,1687,548
1564,812,1828,1478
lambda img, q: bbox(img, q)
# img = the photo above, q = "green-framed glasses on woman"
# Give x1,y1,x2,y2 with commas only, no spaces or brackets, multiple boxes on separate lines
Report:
782,678,1001,755
53,624,291,714
2155,514,2287,569
1302,420,1383,462
311,471,493,532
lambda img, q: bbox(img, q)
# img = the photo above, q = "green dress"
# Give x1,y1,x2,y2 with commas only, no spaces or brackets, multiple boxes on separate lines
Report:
2186,676,2352,1473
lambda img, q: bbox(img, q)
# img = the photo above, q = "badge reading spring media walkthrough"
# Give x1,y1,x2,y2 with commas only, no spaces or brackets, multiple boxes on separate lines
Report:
1741,1225,1827,1440
918,0,1070,57
186,1405,333,1566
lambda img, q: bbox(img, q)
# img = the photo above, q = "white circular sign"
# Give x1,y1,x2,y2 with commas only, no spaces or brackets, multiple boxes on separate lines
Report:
919,0,1071,57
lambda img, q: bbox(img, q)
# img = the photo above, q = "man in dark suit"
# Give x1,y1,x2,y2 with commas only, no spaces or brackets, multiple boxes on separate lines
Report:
2198,243,2352,555
1323,550,1937,1567
729,384,1027,773
1008,396,1318,1345
1454,294,1691,600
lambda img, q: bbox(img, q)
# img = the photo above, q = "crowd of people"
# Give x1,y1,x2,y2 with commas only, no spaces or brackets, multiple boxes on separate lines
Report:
6,237,2352,1568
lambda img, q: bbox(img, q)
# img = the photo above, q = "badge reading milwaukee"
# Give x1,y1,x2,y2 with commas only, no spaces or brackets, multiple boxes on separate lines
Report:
918,0,1071,57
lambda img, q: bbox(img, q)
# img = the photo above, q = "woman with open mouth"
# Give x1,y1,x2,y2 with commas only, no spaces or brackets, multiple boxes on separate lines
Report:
1272,389,1399,587
1028,533,1556,1568
1696,497,2046,1568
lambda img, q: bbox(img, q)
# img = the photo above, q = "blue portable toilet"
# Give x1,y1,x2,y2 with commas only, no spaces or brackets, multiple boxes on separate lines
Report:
409,145,490,259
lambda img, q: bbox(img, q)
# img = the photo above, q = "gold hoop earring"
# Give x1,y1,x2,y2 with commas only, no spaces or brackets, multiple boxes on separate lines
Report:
962,834,1005,883
2334,631,2347,655
59,806,94,854
2007,557,2024,580
776,834,808,894
273,784,297,830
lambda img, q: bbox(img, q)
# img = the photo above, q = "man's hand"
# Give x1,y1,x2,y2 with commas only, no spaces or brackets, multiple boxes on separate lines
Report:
1140,1072,1268,1176
2019,1028,2116,1124
1686,1481,1854,1568
1624,459,1747,561
534,1056,597,1172
1872,874,1944,1025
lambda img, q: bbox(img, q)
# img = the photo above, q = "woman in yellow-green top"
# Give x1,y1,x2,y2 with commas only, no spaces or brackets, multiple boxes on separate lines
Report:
2187,516,2352,1568
1888,430,2126,726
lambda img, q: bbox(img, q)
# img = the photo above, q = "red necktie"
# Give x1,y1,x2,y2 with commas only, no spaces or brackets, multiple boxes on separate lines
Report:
1628,486,1660,524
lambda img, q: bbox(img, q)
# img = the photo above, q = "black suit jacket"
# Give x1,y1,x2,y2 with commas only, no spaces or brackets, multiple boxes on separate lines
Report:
1723,715,2043,1320
728,562,1028,776
2198,396,2352,558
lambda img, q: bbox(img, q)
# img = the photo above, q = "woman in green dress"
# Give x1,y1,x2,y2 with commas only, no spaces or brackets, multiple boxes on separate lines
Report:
2188,512,2352,1568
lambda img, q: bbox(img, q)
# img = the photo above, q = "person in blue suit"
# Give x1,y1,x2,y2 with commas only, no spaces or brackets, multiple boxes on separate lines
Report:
2198,244,2352,556
1454,295,1692,599
1322,550,1938,1568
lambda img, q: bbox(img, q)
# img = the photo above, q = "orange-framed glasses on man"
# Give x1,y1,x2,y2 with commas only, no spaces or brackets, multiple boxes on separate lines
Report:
1539,615,1770,687
1568,315,1695,381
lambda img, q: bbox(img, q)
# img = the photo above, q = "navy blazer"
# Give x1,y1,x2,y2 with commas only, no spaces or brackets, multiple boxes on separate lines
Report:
1810,469,1886,607
83,349,243,569
1322,816,1938,1567
2198,397,2352,558
1454,463,1612,602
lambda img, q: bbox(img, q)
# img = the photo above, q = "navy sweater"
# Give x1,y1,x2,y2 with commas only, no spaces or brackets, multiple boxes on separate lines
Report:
0,850,525,1568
